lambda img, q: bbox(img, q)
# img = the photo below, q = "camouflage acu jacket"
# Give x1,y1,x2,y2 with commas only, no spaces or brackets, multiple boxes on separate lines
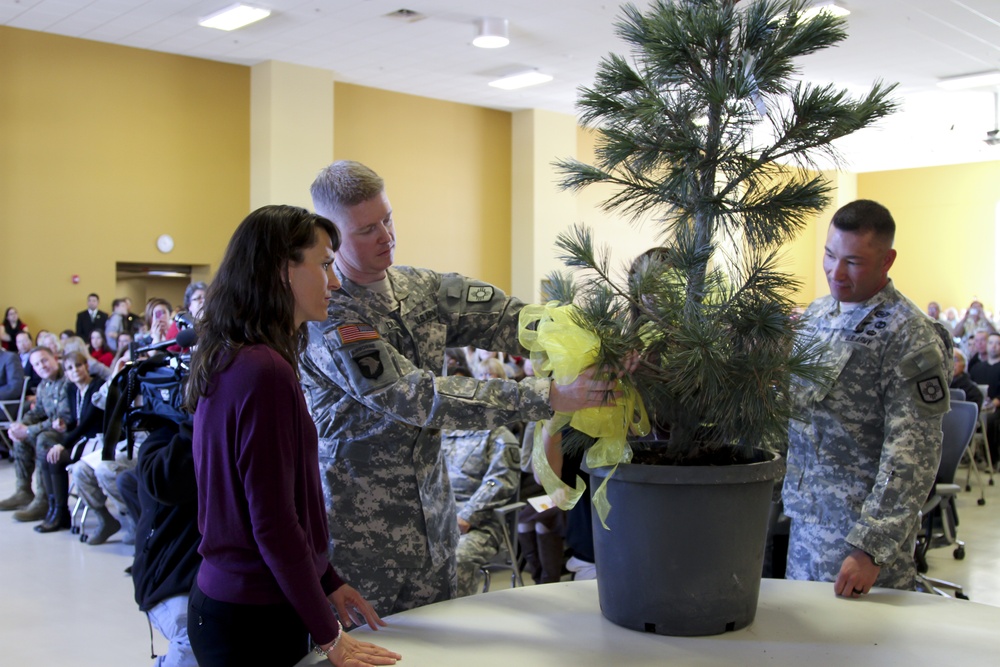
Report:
22,376,70,438
784,279,952,565
442,427,520,540
300,265,552,569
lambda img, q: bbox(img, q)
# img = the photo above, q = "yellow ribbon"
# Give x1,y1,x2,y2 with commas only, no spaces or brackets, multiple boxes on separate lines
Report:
519,303,650,528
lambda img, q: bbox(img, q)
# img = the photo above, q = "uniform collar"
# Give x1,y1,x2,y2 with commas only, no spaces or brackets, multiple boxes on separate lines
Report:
334,266,410,310
819,279,897,329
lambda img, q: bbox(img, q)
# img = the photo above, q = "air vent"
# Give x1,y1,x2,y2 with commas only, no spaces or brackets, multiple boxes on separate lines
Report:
384,8,426,23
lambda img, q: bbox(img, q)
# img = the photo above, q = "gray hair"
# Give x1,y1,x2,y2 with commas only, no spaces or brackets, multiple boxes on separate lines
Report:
184,281,208,309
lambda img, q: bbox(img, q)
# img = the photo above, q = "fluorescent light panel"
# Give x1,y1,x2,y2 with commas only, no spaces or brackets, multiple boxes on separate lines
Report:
937,71,1000,91
489,71,553,90
199,3,271,31
802,1,850,21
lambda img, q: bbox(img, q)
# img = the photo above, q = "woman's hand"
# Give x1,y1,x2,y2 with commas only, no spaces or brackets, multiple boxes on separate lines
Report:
329,584,387,631
46,444,65,464
52,418,67,433
326,632,401,667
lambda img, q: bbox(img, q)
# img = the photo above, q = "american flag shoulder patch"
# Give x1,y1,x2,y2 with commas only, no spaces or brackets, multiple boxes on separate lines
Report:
337,323,380,345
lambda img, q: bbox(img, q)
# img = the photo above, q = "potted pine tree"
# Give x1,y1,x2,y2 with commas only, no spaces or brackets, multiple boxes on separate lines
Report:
529,0,897,636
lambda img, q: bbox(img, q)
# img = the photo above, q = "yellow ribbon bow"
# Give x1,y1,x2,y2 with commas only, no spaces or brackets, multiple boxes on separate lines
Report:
519,303,650,528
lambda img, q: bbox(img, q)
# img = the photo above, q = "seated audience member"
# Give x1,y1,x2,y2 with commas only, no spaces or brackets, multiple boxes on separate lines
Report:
951,349,984,410
970,332,1000,468
0,347,71,519
953,300,996,349
15,332,40,395
926,301,942,322
130,423,200,667
967,329,989,371
135,298,172,351
442,364,522,597
475,357,507,381
539,425,596,581
36,330,62,356
72,346,139,545
61,336,112,381
89,329,114,367
0,346,24,401
942,307,959,332
2,306,29,352
166,282,206,353
59,329,75,342
34,351,105,533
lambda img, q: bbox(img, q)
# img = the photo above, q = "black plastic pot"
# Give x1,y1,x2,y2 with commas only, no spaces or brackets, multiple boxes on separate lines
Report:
587,446,784,636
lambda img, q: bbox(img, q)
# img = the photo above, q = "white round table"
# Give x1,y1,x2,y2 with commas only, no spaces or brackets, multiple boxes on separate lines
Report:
298,579,998,666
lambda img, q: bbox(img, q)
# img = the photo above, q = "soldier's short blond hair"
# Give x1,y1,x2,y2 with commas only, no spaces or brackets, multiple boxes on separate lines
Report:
311,160,385,220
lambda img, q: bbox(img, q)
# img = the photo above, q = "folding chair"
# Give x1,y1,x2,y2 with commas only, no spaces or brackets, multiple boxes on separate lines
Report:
481,501,527,592
0,378,29,456
963,384,993,502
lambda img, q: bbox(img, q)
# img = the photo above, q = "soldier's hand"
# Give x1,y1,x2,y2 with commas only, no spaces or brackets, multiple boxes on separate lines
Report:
329,584,387,631
549,365,622,413
834,548,880,598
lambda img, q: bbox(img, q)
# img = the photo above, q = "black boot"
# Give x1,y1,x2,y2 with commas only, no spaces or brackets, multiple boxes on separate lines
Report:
518,530,542,583
536,532,566,584
36,466,72,533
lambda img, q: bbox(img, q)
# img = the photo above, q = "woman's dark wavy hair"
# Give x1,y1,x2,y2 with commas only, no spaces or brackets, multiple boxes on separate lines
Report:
184,205,338,412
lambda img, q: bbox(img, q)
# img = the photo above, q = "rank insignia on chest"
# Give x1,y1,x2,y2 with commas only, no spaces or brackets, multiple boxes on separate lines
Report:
353,349,384,379
918,377,945,404
467,285,494,303
337,323,380,345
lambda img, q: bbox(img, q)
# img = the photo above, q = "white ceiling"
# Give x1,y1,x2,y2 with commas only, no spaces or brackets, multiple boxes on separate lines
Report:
3,0,1000,172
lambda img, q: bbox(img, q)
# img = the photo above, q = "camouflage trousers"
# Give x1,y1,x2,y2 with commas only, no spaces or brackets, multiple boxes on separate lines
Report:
11,429,63,490
71,454,136,514
786,519,916,590
335,556,456,618
456,528,501,597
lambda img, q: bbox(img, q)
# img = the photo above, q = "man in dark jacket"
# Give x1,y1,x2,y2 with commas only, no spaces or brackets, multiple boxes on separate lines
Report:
130,422,200,667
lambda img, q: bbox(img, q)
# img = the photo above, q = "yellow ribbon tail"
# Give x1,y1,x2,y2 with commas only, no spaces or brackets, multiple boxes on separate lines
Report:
531,418,586,511
591,462,620,530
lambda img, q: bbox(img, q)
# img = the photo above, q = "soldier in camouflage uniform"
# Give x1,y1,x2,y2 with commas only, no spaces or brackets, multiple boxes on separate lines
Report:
0,347,71,520
784,200,952,596
442,427,521,597
303,160,616,616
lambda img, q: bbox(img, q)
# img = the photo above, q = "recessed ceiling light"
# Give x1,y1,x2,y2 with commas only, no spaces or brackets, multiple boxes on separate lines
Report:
198,3,271,31
473,17,509,49
489,70,553,90
937,71,1000,91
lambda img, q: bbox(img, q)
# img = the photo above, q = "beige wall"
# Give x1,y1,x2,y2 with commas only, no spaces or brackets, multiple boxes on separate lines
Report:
4,26,1000,332
331,83,513,292
0,27,250,335
858,162,1000,313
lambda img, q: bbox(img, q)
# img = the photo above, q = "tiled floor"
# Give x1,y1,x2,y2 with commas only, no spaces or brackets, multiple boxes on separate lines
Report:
1,457,998,667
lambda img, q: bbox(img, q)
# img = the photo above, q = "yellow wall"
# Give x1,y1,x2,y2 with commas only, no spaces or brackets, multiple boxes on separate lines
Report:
858,162,1000,313
331,83,513,292
0,27,250,334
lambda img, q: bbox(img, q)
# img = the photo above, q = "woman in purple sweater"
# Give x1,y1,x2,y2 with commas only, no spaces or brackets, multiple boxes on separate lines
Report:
185,205,400,667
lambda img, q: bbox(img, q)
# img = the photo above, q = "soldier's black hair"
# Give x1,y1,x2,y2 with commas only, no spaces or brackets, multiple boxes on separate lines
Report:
831,199,895,245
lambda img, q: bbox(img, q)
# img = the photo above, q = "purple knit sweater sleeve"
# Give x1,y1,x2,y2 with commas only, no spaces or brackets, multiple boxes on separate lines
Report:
194,345,343,645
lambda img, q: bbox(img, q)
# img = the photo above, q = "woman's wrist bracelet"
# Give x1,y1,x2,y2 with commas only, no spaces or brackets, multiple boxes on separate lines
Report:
312,620,344,658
